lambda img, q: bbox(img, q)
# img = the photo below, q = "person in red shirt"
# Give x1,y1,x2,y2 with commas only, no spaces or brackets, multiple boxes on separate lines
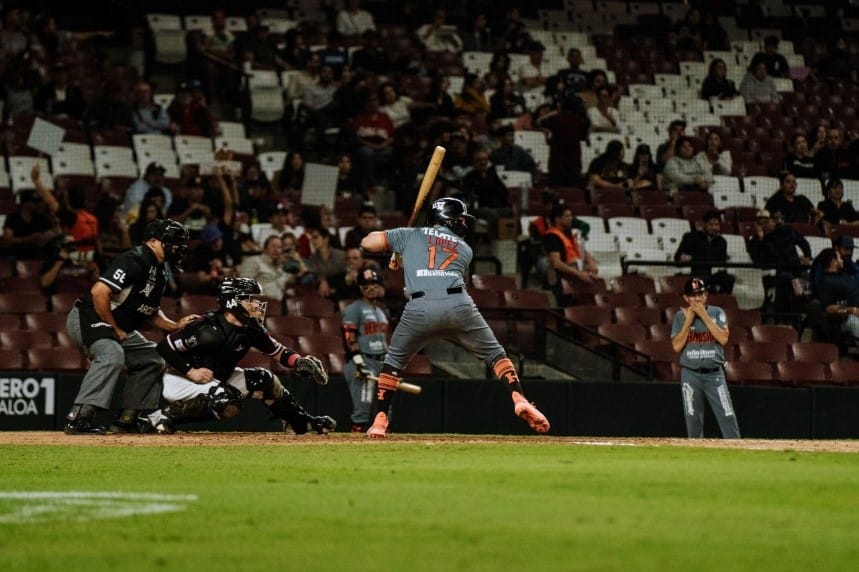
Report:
350,92,394,192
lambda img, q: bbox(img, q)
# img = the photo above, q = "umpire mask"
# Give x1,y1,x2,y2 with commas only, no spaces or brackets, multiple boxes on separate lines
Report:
145,219,190,271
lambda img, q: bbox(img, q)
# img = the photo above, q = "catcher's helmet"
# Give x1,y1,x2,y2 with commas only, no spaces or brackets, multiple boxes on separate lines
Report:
145,219,189,269
218,277,267,327
427,197,474,237
356,266,383,286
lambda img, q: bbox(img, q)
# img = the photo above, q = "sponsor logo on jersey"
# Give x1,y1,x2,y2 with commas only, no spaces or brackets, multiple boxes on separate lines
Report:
687,330,715,344
685,348,718,360
234,344,244,352
416,269,458,277
136,304,158,315
362,322,387,335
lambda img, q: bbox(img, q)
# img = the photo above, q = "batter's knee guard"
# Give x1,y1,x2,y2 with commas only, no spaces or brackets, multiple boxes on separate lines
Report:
267,388,335,435
243,367,282,400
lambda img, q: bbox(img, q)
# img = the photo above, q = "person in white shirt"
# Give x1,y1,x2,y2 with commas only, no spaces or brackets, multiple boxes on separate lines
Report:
336,0,376,37
238,235,289,300
379,82,414,129
587,85,623,133
519,41,548,92
416,9,463,53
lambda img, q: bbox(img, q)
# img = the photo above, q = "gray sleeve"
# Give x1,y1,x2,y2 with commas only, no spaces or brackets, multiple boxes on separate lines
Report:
385,228,412,254
342,301,360,327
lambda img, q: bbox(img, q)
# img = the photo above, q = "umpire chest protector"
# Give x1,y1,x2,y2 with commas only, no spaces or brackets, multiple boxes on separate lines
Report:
79,245,168,334
163,312,282,381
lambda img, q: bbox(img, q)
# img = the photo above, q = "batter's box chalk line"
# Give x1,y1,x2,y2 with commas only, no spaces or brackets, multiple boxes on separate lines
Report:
0,491,198,524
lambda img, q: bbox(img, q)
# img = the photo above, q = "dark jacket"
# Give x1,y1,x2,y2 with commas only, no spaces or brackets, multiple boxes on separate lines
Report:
674,230,728,275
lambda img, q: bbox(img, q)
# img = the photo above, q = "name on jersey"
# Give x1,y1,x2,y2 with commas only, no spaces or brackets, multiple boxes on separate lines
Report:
424,228,459,249
362,322,387,335
136,304,159,316
687,330,715,344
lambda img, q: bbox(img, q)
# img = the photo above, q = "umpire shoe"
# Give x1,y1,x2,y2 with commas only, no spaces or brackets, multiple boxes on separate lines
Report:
512,393,551,434
108,419,152,434
64,419,107,435
366,412,388,439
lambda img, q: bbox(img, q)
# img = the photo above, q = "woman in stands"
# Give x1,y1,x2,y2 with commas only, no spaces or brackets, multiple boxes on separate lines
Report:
627,144,659,190
663,136,714,193
810,123,829,157
783,133,819,179
818,178,859,226
587,85,622,133
587,139,633,192
489,75,526,120
454,73,490,117
697,131,732,176
739,54,780,104
700,58,739,100
277,151,305,199
378,81,414,129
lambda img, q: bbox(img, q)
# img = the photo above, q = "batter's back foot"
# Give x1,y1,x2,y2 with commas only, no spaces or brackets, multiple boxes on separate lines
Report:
512,392,550,433
367,412,388,439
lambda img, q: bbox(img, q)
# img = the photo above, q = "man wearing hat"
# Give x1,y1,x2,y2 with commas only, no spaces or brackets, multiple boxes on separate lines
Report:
671,277,741,439
519,41,547,91
123,162,174,220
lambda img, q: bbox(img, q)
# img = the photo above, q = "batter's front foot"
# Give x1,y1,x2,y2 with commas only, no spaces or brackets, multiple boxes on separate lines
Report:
512,392,550,433
367,412,388,439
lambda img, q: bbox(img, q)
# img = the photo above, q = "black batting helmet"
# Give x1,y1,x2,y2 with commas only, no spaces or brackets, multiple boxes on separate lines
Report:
218,277,267,327
357,266,383,286
144,219,189,269
427,197,474,237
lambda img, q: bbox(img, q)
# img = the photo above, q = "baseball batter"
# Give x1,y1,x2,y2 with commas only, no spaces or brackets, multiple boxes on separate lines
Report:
671,277,741,439
147,277,335,434
359,197,550,437
341,267,389,432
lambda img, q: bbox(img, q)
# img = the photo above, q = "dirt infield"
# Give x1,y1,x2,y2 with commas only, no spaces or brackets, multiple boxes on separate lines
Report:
0,432,857,452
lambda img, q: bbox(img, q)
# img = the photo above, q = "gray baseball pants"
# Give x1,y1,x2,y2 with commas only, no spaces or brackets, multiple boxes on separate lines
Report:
66,306,166,411
680,367,741,439
343,355,382,425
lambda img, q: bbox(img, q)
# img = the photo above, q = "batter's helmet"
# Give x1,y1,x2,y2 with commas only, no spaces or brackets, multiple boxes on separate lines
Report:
357,266,383,286
427,197,474,237
218,277,267,327
145,219,189,269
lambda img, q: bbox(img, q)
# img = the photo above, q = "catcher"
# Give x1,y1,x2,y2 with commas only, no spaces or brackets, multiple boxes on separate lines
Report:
145,277,335,434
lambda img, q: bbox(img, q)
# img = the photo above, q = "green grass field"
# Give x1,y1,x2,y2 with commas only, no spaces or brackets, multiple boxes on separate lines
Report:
1,437,858,572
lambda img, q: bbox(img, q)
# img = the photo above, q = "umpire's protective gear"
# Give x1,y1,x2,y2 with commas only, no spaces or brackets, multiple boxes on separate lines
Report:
427,197,475,238
145,218,189,269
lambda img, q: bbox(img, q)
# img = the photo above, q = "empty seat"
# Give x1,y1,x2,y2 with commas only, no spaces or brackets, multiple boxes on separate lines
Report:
657,274,692,294
502,289,550,309
597,323,648,347
0,330,55,349
614,306,663,326
790,341,839,364
24,313,69,332
50,292,81,313
403,353,433,376
285,296,336,317
471,274,518,291
724,361,774,385
609,275,657,295
178,294,217,316
0,293,48,313
564,305,612,328
298,334,344,356
736,341,789,364
0,348,25,369
317,316,343,337
750,324,798,344
595,292,641,309
26,348,86,371
827,361,859,386
776,360,829,387
0,313,21,329
648,323,672,341
634,340,678,380
469,289,502,308
265,315,316,337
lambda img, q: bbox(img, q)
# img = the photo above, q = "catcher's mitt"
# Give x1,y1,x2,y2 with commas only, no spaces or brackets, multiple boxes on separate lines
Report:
295,355,329,385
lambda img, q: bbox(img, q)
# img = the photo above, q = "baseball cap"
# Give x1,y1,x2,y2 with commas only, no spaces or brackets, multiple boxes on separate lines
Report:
835,235,855,249
18,190,40,204
200,223,223,244
271,202,288,216
529,41,546,52
145,162,166,175
684,277,707,295
755,209,771,219
669,119,687,130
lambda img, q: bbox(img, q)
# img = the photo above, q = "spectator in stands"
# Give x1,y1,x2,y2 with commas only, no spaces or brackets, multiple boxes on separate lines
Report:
298,65,338,154
280,231,310,286
489,76,526,119
335,152,361,199
416,9,463,53
813,247,859,344
286,51,321,102
0,189,57,259
256,202,295,246
810,237,859,297
167,80,216,137
205,9,235,61
336,0,376,39
487,51,512,89
34,62,85,118
379,81,414,129
674,210,734,294
344,204,378,249
675,7,704,51
810,124,828,157
461,12,492,53
783,133,818,179
587,85,622,133
537,92,589,187
454,73,490,117
39,233,100,296
700,58,739,100
461,148,514,231
93,196,131,259
764,172,822,224
298,204,343,256
305,227,346,297
238,235,288,300
524,191,589,287
814,127,852,181
628,144,659,190
699,10,728,51
351,30,390,76
697,131,732,176
123,162,173,220
238,164,277,221
747,209,811,316
280,28,310,70
756,36,790,79
818,178,858,226
129,81,173,134
489,125,536,174
325,247,378,302
316,31,349,79
189,222,236,291
543,203,598,301
350,91,395,192
412,75,455,125
577,69,608,109
167,176,211,236
518,41,548,92
1,56,37,119
276,151,305,199
557,48,588,95
241,23,286,71
503,8,530,54
814,36,857,86
663,136,713,193
587,140,633,192
128,197,164,245
656,119,687,170
739,54,780,104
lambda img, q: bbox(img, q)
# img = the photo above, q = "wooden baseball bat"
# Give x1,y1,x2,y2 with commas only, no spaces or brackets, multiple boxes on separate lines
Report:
389,145,446,270
365,374,422,395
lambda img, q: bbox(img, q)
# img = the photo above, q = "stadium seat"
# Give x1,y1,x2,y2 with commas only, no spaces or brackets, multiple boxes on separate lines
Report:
26,348,86,371
790,342,839,364
614,306,663,326
750,324,798,344
23,313,68,332
724,361,774,385
403,353,433,376
633,340,678,380
469,289,502,308
285,296,336,318
502,289,550,310
0,348,25,369
564,306,612,328
597,323,648,348
298,334,345,356
648,323,672,341
776,360,829,387
827,361,859,386
609,275,657,295
471,274,518,291
0,294,48,314
736,341,790,364
265,315,316,337
1,331,57,350
595,291,642,309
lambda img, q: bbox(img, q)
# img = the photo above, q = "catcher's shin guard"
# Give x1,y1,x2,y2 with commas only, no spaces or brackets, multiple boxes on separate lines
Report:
267,388,335,434
160,384,244,431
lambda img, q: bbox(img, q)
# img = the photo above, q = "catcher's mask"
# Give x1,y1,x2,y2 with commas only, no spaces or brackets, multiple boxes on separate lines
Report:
218,277,267,327
145,219,189,270
427,197,474,238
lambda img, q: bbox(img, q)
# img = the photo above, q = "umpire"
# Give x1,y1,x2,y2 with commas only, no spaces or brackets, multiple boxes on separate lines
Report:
64,219,198,435
671,277,741,439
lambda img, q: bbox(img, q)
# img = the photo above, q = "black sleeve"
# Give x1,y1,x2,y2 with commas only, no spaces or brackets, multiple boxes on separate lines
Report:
158,321,222,374
542,233,563,256
674,232,694,261
247,326,284,356
157,338,192,375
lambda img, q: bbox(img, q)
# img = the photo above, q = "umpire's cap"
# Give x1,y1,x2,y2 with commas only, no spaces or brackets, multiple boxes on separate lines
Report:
357,266,383,286
684,277,707,295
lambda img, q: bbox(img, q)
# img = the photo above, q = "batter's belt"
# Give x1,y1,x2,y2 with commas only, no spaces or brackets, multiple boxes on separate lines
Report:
683,366,722,374
410,286,463,299
363,352,387,360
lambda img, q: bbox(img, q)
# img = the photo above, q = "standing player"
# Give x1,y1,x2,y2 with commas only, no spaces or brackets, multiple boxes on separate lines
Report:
671,277,741,439
359,197,550,438
64,219,197,435
146,277,335,434
341,266,389,432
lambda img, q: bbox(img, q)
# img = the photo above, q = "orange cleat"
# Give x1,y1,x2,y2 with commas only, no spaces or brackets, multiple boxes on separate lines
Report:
367,412,389,439
512,392,550,433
